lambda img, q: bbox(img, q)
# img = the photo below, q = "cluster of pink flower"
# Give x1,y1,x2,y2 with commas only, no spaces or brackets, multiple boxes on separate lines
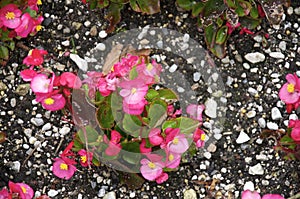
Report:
0,181,49,199
52,141,93,180
20,49,82,111
0,2,43,38
242,190,284,199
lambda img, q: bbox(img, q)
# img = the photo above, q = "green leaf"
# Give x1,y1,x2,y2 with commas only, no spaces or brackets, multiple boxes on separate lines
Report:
202,0,226,18
215,25,228,44
8,41,15,51
105,2,124,33
224,0,236,9
111,0,130,3
129,66,138,80
204,23,216,48
148,100,167,128
145,89,159,101
119,172,145,189
24,7,37,17
239,16,261,30
216,17,224,27
121,142,141,164
157,89,178,100
176,0,194,11
130,0,160,14
78,125,100,144
96,95,115,129
235,4,245,16
122,114,143,137
250,6,259,18
211,43,226,59
92,157,100,166
192,2,205,17
162,120,179,131
0,46,9,60
175,117,199,134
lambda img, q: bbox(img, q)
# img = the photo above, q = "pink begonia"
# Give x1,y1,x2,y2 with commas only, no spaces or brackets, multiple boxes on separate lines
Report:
0,187,9,199
140,139,152,153
241,190,285,199
20,69,37,82
119,79,148,104
122,99,147,115
148,128,163,146
104,130,122,156
52,157,76,180
78,149,93,167
155,172,168,184
113,54,139,77
27,0,42,12
31,15,44,34
140,154,164,181
186,104,205,122
193,128,206,148
279,74,300,104
136,60,162,84
9,181,34,199
98,77,112,97
60,72,82,89
36,93,66,111
15,13,34,38
162,128,189,154
288,119,300,142
0,4,22,29
83,71,102,98
165,151,181,169
167,105,182,118
30,74,53,93
23,49,48,66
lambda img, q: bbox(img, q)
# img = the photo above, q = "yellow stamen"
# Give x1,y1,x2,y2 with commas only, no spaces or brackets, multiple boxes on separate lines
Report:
60,163,68,170
44,98,54,105
148,162,156,169
36,25,43,32
173,138,179,145
287,83,295,93
168,154,174,161
201,133,206,141
131,88,137,94
21,186,27,193
81,155,87,163
28,49,33,56
5,12,15,20
37,0,42,5
147,64,153,71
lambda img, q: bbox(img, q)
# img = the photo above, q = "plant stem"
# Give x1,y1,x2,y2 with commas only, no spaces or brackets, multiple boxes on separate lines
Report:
288,193,300,199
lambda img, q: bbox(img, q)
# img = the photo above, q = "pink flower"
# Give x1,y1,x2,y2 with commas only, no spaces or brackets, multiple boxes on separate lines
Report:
15,13,34,38
36,93,66,111
113,54,139,77
122,99,147,115
186,104,205,122
119,79,148,104
140,154,164,181
279,74,300,104
193,128,205,148
140,139,152,153
163,128,189,154
8,181,34,199
31,15,44,34
136,60,162,84
104,130,122,156
27,0,42,11
60,72,82,89
20,69,37,81
155,172,168,184
241,190,285,199
165,151,181,169
148,128,163,146
78,149,93,167
52,157,76,180
23,49,48,66
30,74,53,93
0,4,22,29
0,187,9,199
167,105,182,118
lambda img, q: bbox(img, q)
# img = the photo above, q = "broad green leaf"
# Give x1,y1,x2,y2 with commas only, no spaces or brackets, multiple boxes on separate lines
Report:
176,0,194,11
8,41,15,51
192,2,205,17
148,100,167,128
92,157,100,166
96,95,115,129
237,0,252,15
224,0,236,9
105,2,124,33
215,25,228,44
122,114,143,137
24,7,37,17
239,16,261,30
0,46,9,60
157,89,178,100
130,0,160,14
78,125,100,144
145,89,159,101
216,17,224,27
121,142,141,164
202,0,226,18
175,117,199,134
211,43,226,59
204,24,216,48
162,120,178,131
235,4,245,16
250,6,259,18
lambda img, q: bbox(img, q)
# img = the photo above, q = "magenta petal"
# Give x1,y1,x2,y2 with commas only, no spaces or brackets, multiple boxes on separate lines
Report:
20,69,37,81
155,172,168,184
279,84,299,104
4,18,21,29
241,190,261,199
291,128,300,142
140,163,163,181
262,194,285,199
41,94,66,111
52,158,76,180
31,74,51,93
286,74,296,85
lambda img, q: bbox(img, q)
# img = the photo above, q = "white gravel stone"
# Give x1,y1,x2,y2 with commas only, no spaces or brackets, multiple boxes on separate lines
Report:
203,151,212,159
246,110,256,118
129,192,136,198
59,126,70,136
204,98,217,118
271,107,282,120
279,41,287,51
70,54,88,71
84,21,91,27
267,122,278,130
11,161,21,172
287,7,293,15
10,98,16,107
29,137,37,145
269,52,285,59
249,163,264,175
243,181,254,191
61,40,70,46
258,118,266,128
184,189,197,199
169,64,178,73
193,72,201,82
99,30,107,38
96,43,106,51
31,118,44,127
42,123,51,131
48,190,59,197
244,52,265,63
243,63,250,69
103,191,116,199
289,114,298,120
236,131,250,144
183,33,190,43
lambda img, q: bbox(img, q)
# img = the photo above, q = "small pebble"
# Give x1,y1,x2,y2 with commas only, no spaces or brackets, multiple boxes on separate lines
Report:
183,189,197,199
236,131,250,144
258,118,266,128
249,163,264,175
243,181,254,191
204,98,217,118
269,52,285,59
103,191,116,199
48,190,59,197
267,122,278,130
244,52,265,63
99,30,107,38
169,64,178,73
271,107,282,120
